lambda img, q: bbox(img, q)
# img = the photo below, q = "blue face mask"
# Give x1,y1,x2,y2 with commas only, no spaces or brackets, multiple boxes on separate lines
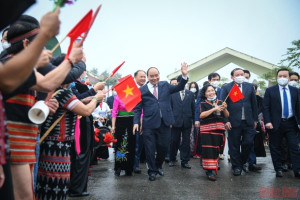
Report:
80,76,87,83
68,82,76,89
207,95,216,101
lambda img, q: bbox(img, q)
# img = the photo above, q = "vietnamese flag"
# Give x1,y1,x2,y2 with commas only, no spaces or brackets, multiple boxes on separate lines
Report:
114,75,141,111
228,84,244,102
117,74,131,83
65,9,93,58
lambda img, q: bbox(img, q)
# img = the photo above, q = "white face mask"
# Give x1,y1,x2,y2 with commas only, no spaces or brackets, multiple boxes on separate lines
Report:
1,41,10,50
210,81,219,88
113,91,117,96
277,78,289,86
207,95,217,101
234,76,245,84
190,88,197,93
288,80,298,87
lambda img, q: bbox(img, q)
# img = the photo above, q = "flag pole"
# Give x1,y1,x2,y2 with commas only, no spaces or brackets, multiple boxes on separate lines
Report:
50,35,67,53
224,83,236,102
79,4,102,46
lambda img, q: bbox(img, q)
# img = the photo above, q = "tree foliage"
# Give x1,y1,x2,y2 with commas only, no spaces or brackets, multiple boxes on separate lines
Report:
90,67,99,76
99,70,121,87
280,40,300,69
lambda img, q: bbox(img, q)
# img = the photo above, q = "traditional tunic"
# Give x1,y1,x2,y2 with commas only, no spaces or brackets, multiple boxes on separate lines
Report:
3,71,38,164
35,88,79,200
0,91,8,165
200,99,225,173
112,96,136,174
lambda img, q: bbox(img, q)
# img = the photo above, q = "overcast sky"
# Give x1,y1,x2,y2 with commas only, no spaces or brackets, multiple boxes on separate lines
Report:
2,0,300,84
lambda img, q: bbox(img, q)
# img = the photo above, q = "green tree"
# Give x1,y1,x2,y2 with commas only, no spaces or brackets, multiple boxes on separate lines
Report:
99,70,121,89
280,40,300,69
90,67,99,76
219,77,229,87
257,80,266,90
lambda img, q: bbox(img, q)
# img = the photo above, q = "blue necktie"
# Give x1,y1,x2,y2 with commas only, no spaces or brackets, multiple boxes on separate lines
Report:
283,87,289,118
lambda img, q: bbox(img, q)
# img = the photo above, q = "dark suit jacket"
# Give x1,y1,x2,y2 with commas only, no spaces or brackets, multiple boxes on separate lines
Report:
171,89,195,128
106,96,115,109
221,81,258,127
134,76,188,129
263,84,300,132
195,87,222,122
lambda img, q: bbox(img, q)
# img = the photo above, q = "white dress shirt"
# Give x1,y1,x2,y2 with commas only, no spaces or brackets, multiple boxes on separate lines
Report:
278,84,293,118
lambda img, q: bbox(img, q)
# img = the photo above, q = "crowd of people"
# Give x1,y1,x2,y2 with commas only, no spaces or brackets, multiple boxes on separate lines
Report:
0,3,300,200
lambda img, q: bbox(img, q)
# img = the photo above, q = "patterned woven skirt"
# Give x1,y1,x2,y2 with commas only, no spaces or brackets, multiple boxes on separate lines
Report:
35,140,72,200
200,123,225,174
7,121,38,164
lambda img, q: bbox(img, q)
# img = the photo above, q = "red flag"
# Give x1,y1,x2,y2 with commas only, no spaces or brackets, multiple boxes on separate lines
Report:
111,61,125,77
79,4,102,46
117,74,131,83
65,9,93,58
228,84,244,102
114,75,141,111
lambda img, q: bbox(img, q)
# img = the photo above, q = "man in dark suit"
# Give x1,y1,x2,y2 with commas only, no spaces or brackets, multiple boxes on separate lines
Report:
133,70,146,174
169,76,195,169
133,63,188,181
263,68,300,178
221,68,258,176
106,88,116,109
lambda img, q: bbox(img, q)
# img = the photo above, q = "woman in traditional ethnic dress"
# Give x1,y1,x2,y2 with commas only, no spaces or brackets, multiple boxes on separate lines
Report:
2,15,82,200
199,84,229,181
35,88,104,200
111,95,136,176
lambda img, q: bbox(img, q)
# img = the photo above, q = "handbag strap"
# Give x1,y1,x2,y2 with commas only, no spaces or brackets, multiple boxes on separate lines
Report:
39,89,65,143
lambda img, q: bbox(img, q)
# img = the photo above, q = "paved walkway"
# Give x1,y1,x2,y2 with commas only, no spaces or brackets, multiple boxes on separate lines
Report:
69,148,299,200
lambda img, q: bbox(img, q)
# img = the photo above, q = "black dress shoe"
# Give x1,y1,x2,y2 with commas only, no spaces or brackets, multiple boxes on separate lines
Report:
158,168,164,176
242,164,249,173
249,164,262,172
276,170,283,177
294,171,300,178
169,161,175,167
165,157,170,163
114,168,121,176
125,171,132,176
149,174,156,181
69,192,90,197
134,168,141,174
233,168,242,176
282,163,289,172
181,163,191,169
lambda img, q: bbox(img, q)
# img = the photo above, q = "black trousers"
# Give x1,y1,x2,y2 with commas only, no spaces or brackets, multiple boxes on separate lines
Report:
143,121,171,175
69,117,92,194
170,126,191,164
281,135,291,164
269,119,300,173
228,121,256,170
0,162,14,200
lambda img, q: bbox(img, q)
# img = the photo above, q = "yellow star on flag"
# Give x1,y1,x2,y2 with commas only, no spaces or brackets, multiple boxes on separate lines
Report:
123,85,134,98
233,91,238,96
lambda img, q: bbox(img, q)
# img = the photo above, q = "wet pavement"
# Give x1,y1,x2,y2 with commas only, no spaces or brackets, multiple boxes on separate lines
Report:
69,147,299,200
